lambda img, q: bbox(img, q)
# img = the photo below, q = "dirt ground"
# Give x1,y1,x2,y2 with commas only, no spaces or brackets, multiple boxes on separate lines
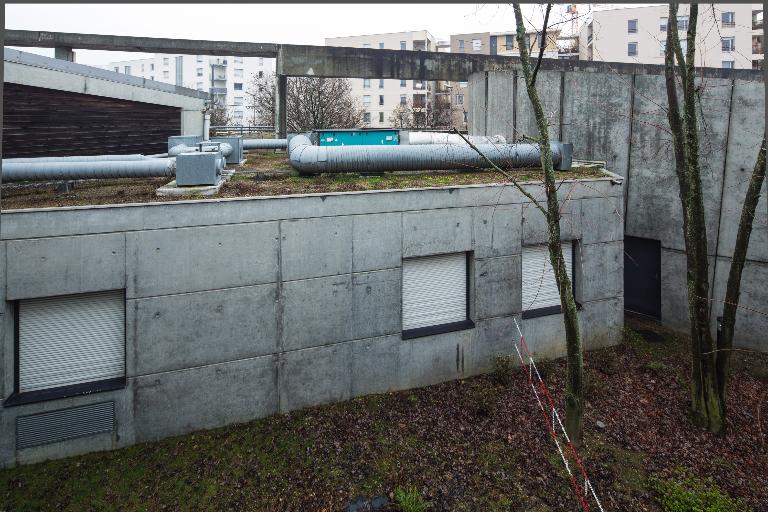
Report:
1,152,606,210
1,316,765,511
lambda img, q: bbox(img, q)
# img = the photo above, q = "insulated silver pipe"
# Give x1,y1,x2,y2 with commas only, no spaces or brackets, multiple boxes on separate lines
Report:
288,134,573,174
405,132,507,145
242,138,288,150
4,154,152,163
168,142,233,157
2,159,176,182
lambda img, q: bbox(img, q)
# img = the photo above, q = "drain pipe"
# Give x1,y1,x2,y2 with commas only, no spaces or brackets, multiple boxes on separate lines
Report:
1,158,176,182
242,138,288,150
288,134,572,174
203,113,211,141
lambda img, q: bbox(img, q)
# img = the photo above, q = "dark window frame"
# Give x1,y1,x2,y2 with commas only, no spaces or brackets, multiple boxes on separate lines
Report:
521,242,581,320
401,251,475,340
5,293,128,408
628,42,638,56
628,19,638,33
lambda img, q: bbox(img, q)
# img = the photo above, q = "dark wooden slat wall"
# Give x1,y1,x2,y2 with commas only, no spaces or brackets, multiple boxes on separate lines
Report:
2,83,182,158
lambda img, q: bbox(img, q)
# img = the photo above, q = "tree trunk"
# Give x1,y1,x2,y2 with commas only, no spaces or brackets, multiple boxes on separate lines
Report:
512,3,584,447
717,134,766,415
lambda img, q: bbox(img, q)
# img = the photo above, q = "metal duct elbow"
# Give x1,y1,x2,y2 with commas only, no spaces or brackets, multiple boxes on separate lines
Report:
242,138,288,150
1,158,176,182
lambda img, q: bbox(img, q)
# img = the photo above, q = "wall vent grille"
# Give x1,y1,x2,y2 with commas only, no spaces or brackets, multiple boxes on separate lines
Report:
16,401,115,450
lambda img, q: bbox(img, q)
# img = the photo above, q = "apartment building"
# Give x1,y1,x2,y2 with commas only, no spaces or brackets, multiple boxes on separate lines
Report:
102,54,275,124
325,30,437,128
579,4,764,69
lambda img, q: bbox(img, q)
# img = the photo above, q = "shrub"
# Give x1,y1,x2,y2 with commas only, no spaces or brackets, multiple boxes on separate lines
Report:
652,472,747,512
393,486,428,512
491,354,516,386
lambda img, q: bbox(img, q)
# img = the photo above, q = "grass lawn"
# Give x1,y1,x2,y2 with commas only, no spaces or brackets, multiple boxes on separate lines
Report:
1,317,765,511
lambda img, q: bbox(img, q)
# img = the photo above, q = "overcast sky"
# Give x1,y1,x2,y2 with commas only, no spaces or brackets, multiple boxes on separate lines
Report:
5,3,656,65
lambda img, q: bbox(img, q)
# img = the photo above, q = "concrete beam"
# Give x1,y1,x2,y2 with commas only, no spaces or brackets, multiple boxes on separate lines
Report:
5,30,280,57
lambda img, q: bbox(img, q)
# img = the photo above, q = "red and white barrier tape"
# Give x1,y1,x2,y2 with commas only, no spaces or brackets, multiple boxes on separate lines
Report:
512,317,606,512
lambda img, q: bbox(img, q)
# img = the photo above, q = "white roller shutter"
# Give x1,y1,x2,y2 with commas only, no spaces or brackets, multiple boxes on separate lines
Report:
19,290,125,393
522,242,573,313
403,253,467,331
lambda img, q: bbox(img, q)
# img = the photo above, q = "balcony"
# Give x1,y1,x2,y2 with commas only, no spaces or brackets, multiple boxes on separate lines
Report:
753,36,763,55
753,10,763,30
210,87,227,95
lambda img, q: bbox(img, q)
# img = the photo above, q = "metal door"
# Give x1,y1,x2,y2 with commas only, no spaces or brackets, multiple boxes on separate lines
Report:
624,236,661,319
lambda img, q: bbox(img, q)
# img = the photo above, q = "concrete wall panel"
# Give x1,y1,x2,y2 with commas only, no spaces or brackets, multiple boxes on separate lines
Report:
279,343,351,412
281,216,353,281
7,233,125,300
581,196,624,244
403,207,472,257
710,258,768,351
561,71,632,178
128,284,279,376
126,222,279,298
474,255,521,320
282,269,401,351
352,213,402,273
522,199,582,245
577,241,623,302
486,71,516,141
133,356,277,442
514,70,562,141
473,204,522,258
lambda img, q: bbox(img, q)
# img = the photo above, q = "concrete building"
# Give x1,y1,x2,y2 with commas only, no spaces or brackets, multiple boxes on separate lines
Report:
3,49,207,157
0,169,624,468
579,3,764,69
101,54,274,124
325,30,437,128
468,62,765,350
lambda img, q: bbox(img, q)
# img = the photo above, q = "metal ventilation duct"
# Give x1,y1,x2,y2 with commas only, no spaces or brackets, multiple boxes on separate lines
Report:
287,134,572,174
242,138,288,150
404,132,507,145
1,158,176,182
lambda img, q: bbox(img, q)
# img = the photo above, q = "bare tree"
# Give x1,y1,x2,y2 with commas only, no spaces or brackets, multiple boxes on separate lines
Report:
208,104,232,127
664,2,767,433
245,74,365,131
389,100,414,128
458,3,586,446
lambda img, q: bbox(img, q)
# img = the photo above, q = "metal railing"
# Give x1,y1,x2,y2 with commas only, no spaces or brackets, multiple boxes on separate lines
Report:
210,125,275,136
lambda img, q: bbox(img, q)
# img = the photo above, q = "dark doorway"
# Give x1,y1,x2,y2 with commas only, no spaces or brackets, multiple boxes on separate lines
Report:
624,236,661,319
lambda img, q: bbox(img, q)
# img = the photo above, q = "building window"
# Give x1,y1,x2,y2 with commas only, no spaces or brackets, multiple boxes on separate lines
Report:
463,111,468,123
400,41,407,50
753,59,764,70
234,56,243,63
150,63,155,71
456,94,464,105
363,43,371,49
522,242,574,319
379,42,385,49
628,19,638,33
459,81,468,88
363,78,371,88
722,11,735,27
722,60,735,69
472,39,482,51
458,39,465,51
141,64,145,72
659,40,666,56
150,76,154,81
363,95,371,106
163,70,169,79
660,17,668,32
197,55,203,63
234,110,243,119
379,79,385,89
234,68,244,77
163,57,169,66
196,67,203,77
402,253,474,339
379,112,384,123
379,94,384,106
678,15,689,31
680,38,688,54
400,94,407,105
363,112,371,123
234,96,244,106
505,34,513,50
258,71,264,78
113,67,119,72
722,37,735,52
196,82,203,90
234,82,243,91
124,65,131,75
400,79,407,88
628,42,638,56
9,290,126,405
